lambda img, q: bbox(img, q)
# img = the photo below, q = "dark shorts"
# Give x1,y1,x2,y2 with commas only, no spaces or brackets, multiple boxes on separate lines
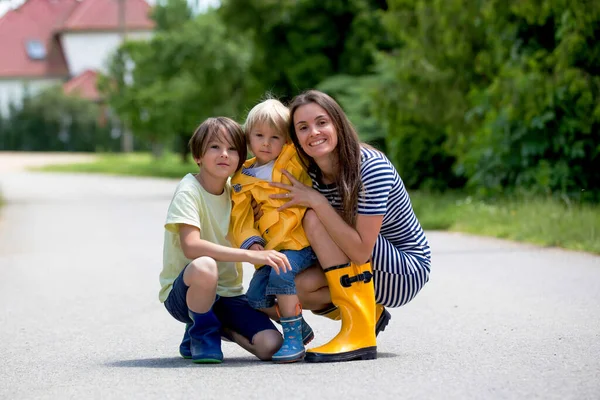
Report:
164,265,277,343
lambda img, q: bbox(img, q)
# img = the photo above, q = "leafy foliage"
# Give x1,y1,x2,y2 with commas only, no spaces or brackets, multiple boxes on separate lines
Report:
99,2,253,159
0,87,117,152
462,0,600,200
372,0,599,199
218,0,391,99
5,0,598,202
371,0,483,189
316,74,386,149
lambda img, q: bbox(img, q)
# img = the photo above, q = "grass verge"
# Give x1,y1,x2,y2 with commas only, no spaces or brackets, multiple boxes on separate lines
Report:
411,192,599,254
35,152,196,179
36,153,600,254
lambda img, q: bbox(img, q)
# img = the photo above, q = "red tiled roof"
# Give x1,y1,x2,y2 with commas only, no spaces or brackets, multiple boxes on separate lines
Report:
0,0,77,78
60,0,154,32
0,0,154,79
63,69,101,101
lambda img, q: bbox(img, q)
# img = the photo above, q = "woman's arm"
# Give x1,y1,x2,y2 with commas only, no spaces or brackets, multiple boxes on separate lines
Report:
179,224,291,273
271,170,382,265
311,201,383,265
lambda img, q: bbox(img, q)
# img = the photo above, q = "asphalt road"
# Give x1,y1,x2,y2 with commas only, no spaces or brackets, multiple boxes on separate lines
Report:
0,167,598,400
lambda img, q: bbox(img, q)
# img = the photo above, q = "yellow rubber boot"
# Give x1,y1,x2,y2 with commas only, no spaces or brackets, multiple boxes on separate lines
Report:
314,304,389,334
312,304,341,321
304,262,377,363
375,304,391,336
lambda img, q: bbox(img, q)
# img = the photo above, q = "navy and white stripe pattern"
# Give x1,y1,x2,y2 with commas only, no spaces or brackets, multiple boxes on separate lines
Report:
241,236,266,250
309,147,431,308
241,162,258,177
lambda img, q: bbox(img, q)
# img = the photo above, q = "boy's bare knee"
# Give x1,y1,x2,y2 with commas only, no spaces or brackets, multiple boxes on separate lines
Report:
184,257,218,287
252,330,282,361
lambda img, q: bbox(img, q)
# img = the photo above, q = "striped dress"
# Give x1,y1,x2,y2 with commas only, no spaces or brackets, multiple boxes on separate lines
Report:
309,147,431,307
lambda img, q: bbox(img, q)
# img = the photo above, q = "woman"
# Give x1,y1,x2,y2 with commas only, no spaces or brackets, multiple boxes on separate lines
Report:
271,90,432,363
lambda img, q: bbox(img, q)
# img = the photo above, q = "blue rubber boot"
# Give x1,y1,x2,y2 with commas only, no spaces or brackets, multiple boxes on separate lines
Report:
278,318,314,345
179,323,192,359
181,324,233,359
272,314,305,363
188,309,223,364
301,318,315,345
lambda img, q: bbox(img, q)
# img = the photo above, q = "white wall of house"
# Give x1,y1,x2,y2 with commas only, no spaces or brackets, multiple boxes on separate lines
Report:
60,31,152,76
0,78,63,117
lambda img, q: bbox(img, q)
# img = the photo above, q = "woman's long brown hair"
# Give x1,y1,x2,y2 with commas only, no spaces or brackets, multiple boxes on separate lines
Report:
288,90,362,227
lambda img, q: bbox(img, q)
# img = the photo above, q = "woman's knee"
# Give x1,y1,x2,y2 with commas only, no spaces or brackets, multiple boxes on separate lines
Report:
295,265,326,292
295,266,330,310
252,329,283,361
302,209,323,241
184,257,218,287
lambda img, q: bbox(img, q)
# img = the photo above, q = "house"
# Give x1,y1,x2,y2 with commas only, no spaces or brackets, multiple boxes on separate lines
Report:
0,0,154,117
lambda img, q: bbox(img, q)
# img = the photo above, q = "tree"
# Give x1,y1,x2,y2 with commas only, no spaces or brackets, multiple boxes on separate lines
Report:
371,0,599,198
317,74,386,149
218,0,391,99
0,87,116,152
463,0,600,199
100,3,253,160
371,0,486,189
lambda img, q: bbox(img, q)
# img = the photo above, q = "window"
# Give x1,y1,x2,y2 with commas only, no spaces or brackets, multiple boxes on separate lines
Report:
25,39,46,60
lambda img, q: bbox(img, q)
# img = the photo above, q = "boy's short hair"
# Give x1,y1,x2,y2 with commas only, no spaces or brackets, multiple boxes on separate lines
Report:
188,117,247,171
243,98,290,141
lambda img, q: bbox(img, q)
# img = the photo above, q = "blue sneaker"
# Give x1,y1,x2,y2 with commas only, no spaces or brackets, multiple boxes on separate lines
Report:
272,314,305,363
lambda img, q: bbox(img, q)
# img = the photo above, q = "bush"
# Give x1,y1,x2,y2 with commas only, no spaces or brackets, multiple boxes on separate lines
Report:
463,1,600,201
0,87,120,152
372,0,600,201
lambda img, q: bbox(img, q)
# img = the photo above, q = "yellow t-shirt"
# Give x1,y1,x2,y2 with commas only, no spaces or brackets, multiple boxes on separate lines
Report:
159,173,244,303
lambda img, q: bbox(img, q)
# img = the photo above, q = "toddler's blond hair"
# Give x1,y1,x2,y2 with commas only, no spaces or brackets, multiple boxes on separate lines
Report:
243,98,290,142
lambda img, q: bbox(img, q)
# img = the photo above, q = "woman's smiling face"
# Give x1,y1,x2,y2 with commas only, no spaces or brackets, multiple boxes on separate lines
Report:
293,102,338,162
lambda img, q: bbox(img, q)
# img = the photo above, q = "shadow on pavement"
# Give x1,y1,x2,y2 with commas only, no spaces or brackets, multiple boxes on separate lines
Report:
106,356,274,368
376,352,399,359
107,352,399,368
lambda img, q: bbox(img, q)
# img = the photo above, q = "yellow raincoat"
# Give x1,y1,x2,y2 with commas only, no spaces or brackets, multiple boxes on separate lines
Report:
230,144,311,268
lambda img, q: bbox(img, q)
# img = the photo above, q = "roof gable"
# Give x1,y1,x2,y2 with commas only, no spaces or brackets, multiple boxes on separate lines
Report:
0,0,78,78
0,0,154,79
63,69,100,101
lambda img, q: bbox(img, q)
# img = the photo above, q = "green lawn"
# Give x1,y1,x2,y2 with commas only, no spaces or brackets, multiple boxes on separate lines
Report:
36,152,197,178
36,152,600,254
411,192,599,254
